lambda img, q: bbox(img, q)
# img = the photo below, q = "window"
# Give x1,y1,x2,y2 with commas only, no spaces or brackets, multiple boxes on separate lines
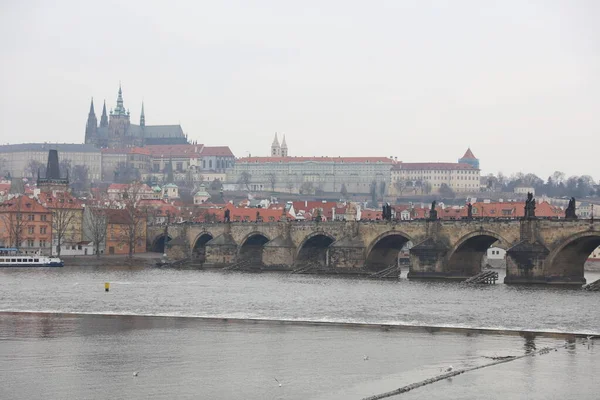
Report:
209,160,213,168
40,226,47,234
27,239,34,247
176,162,183,172
28,226,35,234
40,240,47,247
28,214,34,221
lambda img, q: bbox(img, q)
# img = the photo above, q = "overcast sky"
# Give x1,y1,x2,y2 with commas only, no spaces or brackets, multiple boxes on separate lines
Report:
1,0,598,179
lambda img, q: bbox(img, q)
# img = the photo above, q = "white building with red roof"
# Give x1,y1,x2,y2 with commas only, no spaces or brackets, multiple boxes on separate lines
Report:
390,149,481,195
228,155,393,194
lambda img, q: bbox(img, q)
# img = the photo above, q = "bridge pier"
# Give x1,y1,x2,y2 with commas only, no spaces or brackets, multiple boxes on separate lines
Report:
204,232,238,268
262,235,296,269
328,236,367,270
407,238,453,280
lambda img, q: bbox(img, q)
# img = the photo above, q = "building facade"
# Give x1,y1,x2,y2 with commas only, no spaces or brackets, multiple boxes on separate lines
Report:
0,195,53,254
101,147,152,181
228,156,393,194
85,85,188,148
0,143,102,182
390,149,481,195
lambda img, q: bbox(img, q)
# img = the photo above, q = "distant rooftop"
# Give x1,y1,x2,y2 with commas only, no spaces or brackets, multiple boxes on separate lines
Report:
0,143,100,153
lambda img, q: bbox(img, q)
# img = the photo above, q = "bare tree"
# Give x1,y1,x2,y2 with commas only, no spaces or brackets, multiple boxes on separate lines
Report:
379,181,386,200
119,183,147,258
83,206,107,258
59,159,72,179
0,157,7,177
299,182,315,195
238,171,252,191
51,204,78,257
267,173,277,192
422,180,432,195
71,164,89,194
0,195,32,250
286,179,295,194
114,162,141,184
340,183,348,199
27,159,45,179
209,178,222,191
394,179,407,196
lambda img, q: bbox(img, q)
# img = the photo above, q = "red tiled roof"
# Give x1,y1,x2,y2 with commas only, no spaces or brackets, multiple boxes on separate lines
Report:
392,162,477,171
291,201,339,213
39,191,84,209
200,146,235,157
0,195,50,213
145,144,204,158
237,156,394,164
460,148,477,160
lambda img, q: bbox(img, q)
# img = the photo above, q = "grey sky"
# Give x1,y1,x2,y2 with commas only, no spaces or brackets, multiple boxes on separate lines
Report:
1,0,598,179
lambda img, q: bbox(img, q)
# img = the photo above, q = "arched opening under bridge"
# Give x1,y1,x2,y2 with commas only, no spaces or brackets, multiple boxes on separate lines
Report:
150,234,171,253
446,233,504,277
545,234,600,284
192,233,214,263
297,233,335,267
238,233,270,265
365,233,411,271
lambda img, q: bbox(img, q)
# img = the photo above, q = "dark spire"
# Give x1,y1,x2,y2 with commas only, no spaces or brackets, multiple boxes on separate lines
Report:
166,154,174,183
85,98,98,144
45,150,61,180
100,100,108,127
89,98,96,115
140,102,145,127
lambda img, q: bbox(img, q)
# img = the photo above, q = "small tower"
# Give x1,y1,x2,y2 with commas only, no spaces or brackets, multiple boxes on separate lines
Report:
108,83,131,148
271,133,281,157
37,150,69,193
84,98,97,145
458,148,480,169
100,100,108,128
140,102,145,127
281,134,288,157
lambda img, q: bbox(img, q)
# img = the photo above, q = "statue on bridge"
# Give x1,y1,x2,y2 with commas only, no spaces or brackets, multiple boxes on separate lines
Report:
524,192,536,219
467,203,473,219
565,197,577,220
224,209,231,223
428,201,438,221
382,203,392,221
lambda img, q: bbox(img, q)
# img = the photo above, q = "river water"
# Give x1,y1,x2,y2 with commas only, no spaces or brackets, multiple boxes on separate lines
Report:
1,266,599,399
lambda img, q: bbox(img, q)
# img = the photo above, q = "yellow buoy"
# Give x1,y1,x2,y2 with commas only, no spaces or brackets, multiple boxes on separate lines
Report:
105,282,110,292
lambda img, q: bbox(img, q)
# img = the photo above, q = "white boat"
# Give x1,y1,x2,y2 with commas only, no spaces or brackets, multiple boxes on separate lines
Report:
0,248,63,267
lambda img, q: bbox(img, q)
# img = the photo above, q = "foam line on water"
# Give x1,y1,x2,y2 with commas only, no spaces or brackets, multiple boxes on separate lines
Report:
0,310,597,338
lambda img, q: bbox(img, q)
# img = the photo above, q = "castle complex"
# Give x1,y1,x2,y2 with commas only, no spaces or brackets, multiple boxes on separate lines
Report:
85,85,188,148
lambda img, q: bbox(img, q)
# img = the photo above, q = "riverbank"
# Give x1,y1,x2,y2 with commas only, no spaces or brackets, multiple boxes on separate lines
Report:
62,254,157,267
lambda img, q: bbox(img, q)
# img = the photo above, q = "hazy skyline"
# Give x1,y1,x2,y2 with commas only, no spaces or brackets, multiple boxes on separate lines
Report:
1,0,598,180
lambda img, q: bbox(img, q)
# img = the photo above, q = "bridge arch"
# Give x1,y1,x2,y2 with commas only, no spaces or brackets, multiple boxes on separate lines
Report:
237,232,271,265
365,231,413,271
544,231,600,282
445,230,509,277
296,232,336,267
192,232,214,262
150,233,172,253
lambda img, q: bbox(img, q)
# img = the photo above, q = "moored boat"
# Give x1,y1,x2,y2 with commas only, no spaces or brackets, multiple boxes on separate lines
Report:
0,248,63,267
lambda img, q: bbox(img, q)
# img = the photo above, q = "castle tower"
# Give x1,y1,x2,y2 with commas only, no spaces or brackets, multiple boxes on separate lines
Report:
271,133,281,157
280,134,288,157
458,148,480,169
100,100,108,128
37,149,69,193
84,98,97,145
108,84,131,148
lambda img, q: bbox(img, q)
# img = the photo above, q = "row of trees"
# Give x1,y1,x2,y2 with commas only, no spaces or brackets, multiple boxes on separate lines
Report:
484,171,597,198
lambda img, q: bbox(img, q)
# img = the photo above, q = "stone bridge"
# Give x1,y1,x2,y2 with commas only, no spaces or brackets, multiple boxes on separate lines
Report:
148,218,600,285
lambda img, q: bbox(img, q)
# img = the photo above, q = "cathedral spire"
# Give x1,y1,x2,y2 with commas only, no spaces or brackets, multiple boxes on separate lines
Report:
100,100,108,127
88,97,96,115
140,102,145,127
271,133,281,157
113,83,127,116
85,97,98,145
